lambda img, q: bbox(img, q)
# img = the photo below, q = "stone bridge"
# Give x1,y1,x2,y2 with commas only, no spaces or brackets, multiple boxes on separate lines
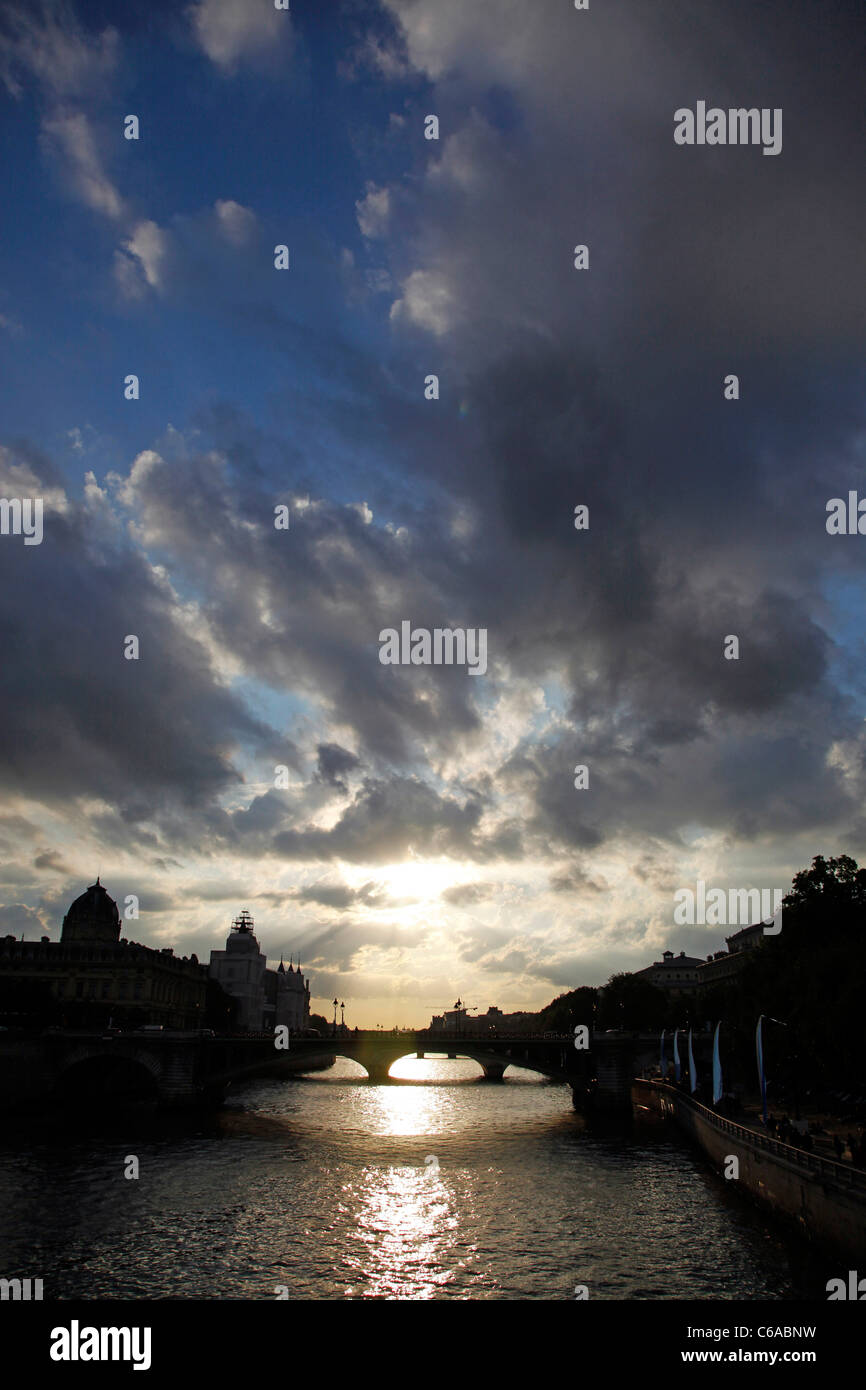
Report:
0,1029,663,1110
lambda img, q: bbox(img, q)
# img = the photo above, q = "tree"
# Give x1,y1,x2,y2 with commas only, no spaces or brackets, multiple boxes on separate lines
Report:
598,973,668,1029
718,854,866,1098
536,987,598,1032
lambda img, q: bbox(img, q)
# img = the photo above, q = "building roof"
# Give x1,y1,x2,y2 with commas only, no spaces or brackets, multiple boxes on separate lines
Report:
65,878,119,924
648,950,705,969
726,922,766,947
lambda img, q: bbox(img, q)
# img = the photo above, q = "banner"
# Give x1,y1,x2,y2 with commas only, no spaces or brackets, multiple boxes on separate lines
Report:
712,1022,723,1105
756,1015,768,1123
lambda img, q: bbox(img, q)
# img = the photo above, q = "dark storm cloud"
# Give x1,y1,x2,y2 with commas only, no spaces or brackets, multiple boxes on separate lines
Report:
331,0,866,857
272,775,514,864
291,879,389,911
0,453,274,847
2,0,866,956
117,441,486,766
549,868,607,896
315,742,361,792
33,849,72,873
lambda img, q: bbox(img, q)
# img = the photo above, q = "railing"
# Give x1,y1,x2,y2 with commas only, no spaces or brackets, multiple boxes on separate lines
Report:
418,1033,573,1043
635,1080,866,1195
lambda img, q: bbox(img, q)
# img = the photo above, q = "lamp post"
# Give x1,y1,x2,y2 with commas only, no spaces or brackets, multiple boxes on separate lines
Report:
340,1000,346,1034
332,997,338,1038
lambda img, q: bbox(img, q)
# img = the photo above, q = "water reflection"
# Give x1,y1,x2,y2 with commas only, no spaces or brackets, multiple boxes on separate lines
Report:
366,1081,443,1136
0,1056,827,1300
343,1157,458,1299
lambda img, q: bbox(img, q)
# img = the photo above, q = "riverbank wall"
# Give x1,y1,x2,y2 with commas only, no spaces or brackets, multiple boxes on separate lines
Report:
633,1078,866,1263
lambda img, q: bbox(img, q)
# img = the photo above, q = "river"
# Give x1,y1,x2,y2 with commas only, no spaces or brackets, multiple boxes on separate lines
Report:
0,1056,828,1300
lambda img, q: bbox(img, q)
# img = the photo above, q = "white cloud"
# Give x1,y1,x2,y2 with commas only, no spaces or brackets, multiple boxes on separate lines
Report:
356,183,391,240
390,269,456,336
215,198,257,246
41,112,124,221
0,3,118,101
114,220,169,298
188,0,289,70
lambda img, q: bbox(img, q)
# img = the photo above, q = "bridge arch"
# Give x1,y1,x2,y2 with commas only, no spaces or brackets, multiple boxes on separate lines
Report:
56,1049,161,1103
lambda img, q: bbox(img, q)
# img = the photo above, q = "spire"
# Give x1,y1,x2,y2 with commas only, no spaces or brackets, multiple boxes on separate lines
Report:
288,954,294,973
277,955,285,974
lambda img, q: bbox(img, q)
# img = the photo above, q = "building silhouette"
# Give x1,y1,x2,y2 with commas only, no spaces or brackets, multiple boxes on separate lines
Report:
0,879,207,1029
208,909,309,1032
0,882,312,1035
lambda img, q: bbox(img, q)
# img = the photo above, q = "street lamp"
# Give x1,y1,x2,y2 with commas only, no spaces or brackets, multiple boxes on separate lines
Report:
340,1000,346,1033
332,997,338,1038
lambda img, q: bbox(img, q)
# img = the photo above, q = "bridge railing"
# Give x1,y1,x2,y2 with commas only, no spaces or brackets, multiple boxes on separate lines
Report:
635,1079,866,1195
418,1033,574,1043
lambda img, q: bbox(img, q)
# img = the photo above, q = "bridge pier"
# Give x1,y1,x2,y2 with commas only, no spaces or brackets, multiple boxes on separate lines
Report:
590,1039,636,1111
480,1062,506,1082
364,1062,393,1084
156,1047,201,1107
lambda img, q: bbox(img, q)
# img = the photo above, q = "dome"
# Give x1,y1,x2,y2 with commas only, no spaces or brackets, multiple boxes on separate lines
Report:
226,909,260,952
61,877,121,945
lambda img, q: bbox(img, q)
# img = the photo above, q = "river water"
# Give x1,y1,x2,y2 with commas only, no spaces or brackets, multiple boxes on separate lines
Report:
0,1057,828,1300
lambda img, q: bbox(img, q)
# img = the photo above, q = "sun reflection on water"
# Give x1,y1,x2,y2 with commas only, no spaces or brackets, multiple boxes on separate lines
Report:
343,1156,460,1299
335,1061,482,1297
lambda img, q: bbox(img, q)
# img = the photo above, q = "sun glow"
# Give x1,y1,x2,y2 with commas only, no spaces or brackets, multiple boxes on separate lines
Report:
379,860,466,903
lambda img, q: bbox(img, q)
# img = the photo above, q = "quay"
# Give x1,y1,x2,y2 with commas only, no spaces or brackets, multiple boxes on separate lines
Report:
633,1078,866,1263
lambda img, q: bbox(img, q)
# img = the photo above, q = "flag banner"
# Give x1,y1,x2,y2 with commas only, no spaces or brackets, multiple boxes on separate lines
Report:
756,1016,768,1123
712,1022,723,1105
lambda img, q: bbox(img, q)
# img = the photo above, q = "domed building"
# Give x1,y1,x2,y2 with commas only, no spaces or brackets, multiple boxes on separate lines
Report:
0,879,208,1030
61,878,122,945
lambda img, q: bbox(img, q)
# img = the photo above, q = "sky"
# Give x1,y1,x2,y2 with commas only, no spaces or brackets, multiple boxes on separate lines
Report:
0,0,865,1027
